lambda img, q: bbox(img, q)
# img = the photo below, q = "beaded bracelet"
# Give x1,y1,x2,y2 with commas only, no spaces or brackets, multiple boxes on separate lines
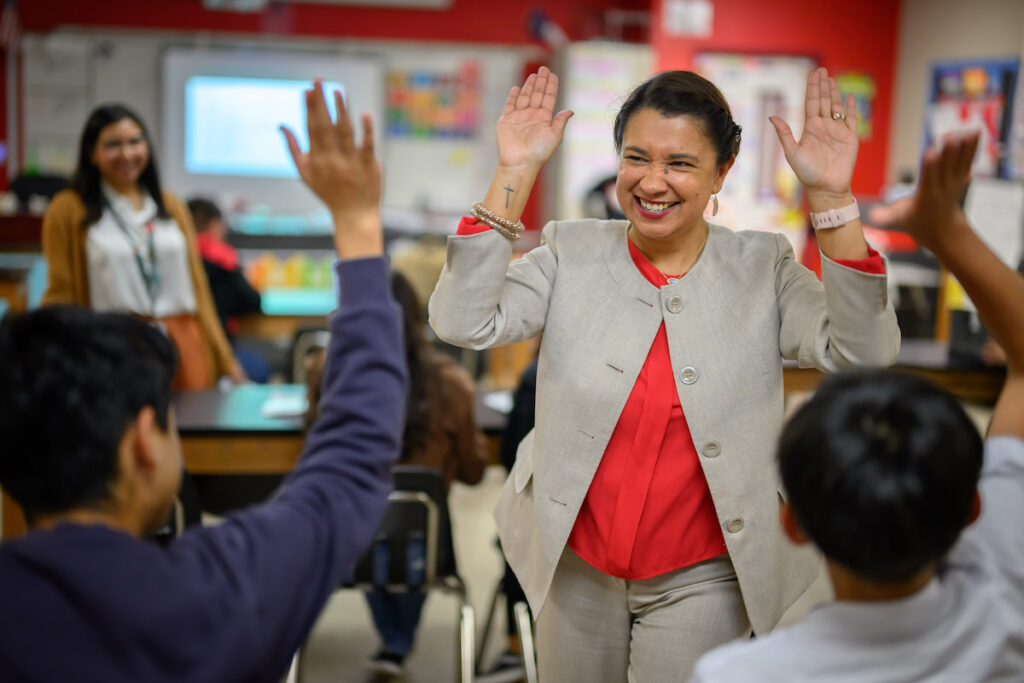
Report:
472,202,525,233
471,203,522,241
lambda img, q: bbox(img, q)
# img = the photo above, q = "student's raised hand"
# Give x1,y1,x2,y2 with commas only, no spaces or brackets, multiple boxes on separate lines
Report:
869,133,979,252
496,66,574,171
770,67,859,200
281,83,383,260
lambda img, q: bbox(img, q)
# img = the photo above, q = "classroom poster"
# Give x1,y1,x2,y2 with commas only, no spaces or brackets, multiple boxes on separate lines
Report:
926,59,1019,179
694,53,815,251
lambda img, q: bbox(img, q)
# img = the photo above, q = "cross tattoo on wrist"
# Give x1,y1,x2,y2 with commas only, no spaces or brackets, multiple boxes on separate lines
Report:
504,184,514,209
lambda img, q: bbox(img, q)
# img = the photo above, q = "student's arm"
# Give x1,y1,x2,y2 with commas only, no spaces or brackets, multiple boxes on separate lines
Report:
882,133,1024,438
875,133,1024,590
169,84,405,680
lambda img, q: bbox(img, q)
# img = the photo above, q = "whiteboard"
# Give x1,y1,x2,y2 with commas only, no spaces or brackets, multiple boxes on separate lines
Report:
162,47,385,215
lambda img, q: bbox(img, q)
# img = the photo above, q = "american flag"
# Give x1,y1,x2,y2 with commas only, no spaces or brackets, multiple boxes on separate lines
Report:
0,0,20,51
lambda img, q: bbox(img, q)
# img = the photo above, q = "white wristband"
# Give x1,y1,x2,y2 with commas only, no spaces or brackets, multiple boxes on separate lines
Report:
810,199,859,230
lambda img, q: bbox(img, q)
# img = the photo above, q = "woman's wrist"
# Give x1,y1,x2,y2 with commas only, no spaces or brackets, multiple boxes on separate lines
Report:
806,190,855,213
331,209,384,260
481,165,539,223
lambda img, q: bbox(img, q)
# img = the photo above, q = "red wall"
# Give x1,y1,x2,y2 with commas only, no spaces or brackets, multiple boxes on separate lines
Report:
21,0,645,45
652,0,899,196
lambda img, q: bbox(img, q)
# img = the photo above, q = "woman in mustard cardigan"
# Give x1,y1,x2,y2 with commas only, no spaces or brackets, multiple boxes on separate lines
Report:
42,104,242,388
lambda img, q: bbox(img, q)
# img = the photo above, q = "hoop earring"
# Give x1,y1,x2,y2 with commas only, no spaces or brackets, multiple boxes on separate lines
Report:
712,194,719,217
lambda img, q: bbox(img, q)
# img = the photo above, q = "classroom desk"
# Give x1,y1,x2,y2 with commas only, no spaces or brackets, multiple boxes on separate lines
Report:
175,384,307,474
782,338,1005,404
175,383,509,475
2,348,1003,541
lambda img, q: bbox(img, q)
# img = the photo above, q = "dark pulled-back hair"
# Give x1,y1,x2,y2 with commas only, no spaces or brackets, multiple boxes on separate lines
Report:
0,306,177,519
303,272,436,453
614,71,742,167
778,370,983,583
72,103,169,227
187,197,222,233
391,271,437,454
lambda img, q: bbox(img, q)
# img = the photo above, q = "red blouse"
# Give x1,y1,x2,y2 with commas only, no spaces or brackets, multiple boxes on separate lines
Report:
456,217,885,579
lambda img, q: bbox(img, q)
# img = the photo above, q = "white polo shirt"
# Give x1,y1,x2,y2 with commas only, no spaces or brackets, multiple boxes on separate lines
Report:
691,436,1024,682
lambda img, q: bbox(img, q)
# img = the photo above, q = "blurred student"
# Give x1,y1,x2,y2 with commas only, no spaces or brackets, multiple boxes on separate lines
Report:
306,271,488,675
692,133,1024,682
187,198,262,336
187,197,269,383
41,104,243,387
0,85,405,682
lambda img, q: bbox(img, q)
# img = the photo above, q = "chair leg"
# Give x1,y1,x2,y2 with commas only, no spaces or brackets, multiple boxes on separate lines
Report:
285,646,302,683
173,498,185,538
459,603,476,683
475,577,503,672
514,602,538,683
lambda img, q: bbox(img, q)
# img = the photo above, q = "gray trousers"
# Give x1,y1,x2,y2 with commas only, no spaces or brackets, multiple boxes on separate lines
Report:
535,549,750,683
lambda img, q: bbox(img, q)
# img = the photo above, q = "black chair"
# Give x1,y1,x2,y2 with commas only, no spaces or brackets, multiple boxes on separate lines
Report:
288,465,475,682
289,326,330,384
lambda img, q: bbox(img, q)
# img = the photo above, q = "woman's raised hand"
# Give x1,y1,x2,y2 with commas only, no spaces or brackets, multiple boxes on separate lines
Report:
769,67,859,198
281,83,383,259
496,66,574,171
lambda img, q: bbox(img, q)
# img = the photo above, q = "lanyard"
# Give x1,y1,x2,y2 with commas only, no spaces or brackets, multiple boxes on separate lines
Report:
102,196,161,306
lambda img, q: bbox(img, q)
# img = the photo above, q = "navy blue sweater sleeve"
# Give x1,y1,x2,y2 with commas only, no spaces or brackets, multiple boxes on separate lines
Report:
168,257,406,681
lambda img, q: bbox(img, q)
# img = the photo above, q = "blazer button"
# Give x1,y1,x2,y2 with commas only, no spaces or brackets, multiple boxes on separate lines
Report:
666,296,683,314
679,366,698,385
727,518,744,533
702,442,720,458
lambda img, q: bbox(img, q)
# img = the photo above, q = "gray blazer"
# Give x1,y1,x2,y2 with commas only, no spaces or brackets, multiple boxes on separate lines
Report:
428,219,900,634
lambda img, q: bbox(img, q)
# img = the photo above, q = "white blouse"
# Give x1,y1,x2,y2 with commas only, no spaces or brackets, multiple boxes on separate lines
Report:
86,183,197,317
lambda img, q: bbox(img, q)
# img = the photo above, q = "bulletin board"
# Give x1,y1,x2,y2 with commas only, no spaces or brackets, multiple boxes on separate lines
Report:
552,41,655,221
925,58,1019,179
694,53,815,249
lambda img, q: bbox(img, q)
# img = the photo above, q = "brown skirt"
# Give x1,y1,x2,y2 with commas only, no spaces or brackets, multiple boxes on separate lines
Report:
159,313,214,389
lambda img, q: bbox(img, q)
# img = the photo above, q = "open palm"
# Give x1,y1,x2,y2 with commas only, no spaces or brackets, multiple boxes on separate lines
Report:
770,68,859,195
496,66,573,170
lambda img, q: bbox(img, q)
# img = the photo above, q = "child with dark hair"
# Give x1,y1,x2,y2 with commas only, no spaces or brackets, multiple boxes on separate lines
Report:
0,84,406,682
187,196,269,383
186,196,262,337
692,132,1024,681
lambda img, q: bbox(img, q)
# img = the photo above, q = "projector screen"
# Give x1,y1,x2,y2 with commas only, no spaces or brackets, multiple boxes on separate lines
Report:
184,75,344,178
162,49,384,217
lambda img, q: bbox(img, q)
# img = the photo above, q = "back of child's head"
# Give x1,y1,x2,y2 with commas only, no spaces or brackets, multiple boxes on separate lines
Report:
0,306,177,521
186,197,222,234
778,370,983,583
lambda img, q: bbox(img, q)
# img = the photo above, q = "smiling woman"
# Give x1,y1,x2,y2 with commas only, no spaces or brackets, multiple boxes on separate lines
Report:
40,104,242,389
428,66,901,683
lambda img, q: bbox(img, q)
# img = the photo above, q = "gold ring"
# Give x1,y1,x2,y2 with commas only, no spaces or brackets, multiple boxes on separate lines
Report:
831,112,846,121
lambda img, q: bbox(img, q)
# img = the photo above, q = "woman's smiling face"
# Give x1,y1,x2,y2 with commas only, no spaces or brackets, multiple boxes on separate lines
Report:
615,108,732,243
91,117,150,192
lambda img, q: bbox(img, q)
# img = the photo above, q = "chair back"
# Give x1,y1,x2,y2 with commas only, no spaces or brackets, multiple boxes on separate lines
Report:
291,327,330,384
346,465,457,590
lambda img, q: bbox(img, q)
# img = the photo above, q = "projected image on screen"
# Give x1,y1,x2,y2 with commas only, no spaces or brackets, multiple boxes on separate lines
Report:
185,76,344,178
